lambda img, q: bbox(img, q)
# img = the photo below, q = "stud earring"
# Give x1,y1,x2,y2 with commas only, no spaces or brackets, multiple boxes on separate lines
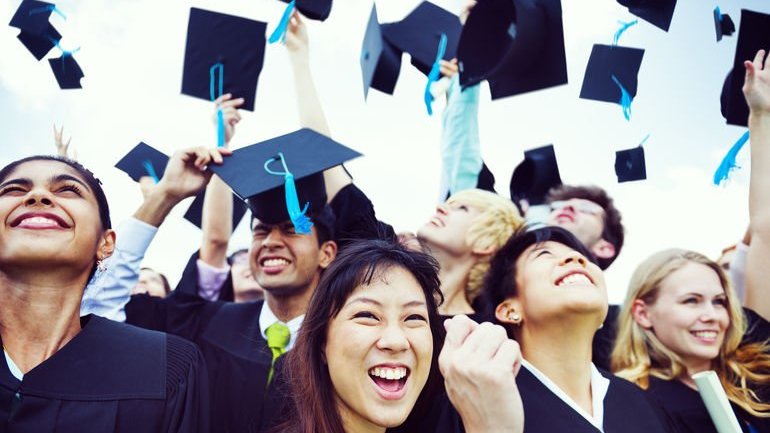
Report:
96,259,107,273
509,312,522,324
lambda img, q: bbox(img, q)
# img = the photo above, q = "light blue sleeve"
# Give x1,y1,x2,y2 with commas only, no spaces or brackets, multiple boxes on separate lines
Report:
80,217,158,322
440,75,483,197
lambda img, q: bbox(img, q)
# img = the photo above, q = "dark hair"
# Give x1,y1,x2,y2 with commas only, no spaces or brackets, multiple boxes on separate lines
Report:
281,239,444,433
227,248,249,265
0,155,112,230
250,205,336,246
139,267,171,295
546,184,623,269
479,226,597,336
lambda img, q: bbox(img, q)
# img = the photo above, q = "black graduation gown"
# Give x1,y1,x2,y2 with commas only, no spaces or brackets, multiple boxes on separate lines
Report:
0,315,209,433
126,292,279,433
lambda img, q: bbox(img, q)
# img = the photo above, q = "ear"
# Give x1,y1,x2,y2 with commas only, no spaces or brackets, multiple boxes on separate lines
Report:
318,240,338,269
495,298,523,325
590,239,616,260
631,299,653,329
471,242,496,257
97,229,117,261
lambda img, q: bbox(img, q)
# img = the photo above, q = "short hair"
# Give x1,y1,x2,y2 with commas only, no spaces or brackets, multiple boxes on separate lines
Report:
0,155,112,230
446,189,524,304
249,204,335,247
283,239,444,433
546,184,624,269
480,226,597,335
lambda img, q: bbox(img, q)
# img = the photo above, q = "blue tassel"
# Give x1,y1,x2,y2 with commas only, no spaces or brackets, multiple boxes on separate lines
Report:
611,74,632,121
269,0,295,45
424,33,448,116
29,4,66,20
715,6,723,21
713,130,750,186
264,152,313,235
142,160,160,184
210,63,225,148
613,19,637,46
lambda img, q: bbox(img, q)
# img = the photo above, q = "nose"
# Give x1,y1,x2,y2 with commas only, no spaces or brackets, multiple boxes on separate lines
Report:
261,227,286,249
698,303,720,322
436,203,449,216
560,252,587,267
376,322,410,353
25,190,54,207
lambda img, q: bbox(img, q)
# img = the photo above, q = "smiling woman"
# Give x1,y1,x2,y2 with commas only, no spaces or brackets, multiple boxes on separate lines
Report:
0,155,209,432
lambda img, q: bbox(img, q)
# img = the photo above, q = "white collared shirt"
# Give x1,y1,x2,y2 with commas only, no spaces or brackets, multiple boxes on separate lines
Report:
4,350,23,381
522,359,610,432
258,302,304,351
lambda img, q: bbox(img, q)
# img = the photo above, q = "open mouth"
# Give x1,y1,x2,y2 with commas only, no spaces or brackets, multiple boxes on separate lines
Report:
259,257,291,270
368,366,410,395
691,330,719,343
555,271,594,287
11,213,70,229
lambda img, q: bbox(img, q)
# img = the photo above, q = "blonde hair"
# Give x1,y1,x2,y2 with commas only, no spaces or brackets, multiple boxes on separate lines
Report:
611,248,770,417
445,189,524,303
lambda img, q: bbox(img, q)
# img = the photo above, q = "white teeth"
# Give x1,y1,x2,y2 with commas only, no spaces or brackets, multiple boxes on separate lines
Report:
692,331,718,339
557,273,592,286
22,216,58,225
262,258,290,267
369,366,408,380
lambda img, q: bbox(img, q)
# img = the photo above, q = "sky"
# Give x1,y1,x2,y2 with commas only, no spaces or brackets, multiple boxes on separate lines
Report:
1,0,766,304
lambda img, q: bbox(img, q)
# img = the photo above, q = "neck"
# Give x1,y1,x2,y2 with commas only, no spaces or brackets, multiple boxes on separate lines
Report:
234,289,263,303
264,278,317,323
519,318,597,415
0,267,88,374
433,249,475,315
337,398,386,433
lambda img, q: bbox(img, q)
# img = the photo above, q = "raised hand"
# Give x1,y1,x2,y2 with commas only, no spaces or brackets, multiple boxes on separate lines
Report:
213,93,244,145
285,11,309,60
156,147,232,202
743,49,770,116
53,124,75,159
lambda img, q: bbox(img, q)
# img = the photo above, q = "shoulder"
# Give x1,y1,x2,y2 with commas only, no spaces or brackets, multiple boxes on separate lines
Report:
165,334,205,391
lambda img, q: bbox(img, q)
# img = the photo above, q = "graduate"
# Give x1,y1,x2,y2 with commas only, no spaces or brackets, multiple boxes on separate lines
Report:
0,154,209,432
478,226,672,433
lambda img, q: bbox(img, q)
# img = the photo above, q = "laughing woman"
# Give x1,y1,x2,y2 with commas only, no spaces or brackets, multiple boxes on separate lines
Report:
0,154,210,432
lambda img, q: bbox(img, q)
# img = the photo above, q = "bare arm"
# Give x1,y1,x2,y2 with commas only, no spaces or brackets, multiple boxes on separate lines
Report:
744,49,770,321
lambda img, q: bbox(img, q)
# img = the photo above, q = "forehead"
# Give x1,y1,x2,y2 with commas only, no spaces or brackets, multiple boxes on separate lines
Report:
347,266,426,303
3,160,86,184
658,262,725,298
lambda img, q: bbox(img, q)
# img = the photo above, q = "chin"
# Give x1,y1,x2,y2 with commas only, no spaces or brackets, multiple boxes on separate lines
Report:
366,407,411,429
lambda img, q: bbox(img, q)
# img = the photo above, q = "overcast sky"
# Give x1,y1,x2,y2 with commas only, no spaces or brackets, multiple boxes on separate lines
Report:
1,0,766,303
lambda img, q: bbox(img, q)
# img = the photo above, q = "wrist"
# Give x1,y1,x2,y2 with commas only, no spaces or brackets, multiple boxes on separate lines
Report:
133,187,181,227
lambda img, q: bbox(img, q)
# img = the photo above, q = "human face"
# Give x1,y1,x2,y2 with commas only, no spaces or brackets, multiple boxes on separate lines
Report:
547,199,605,249
325,266,433,432
512,241,607,327
0,160,111,272
132,269,167,298
417,200,480,256
638,262,730,374
230,251,263,302
249,220,328,297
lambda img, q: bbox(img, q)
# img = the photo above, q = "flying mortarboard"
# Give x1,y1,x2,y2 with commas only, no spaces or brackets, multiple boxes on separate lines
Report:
615,134,649,182
181,8,267,112
183,191,249,233
114,142,169,183
17,24,61,60
9,0,61,36
580,44,644,119
382,1,462,76
616,0,677,32
278,0,332,21
360,5,402,98
49,53,83,89
713,7,735,42
208,128,362,225
720,9,770,127
509,144,562,206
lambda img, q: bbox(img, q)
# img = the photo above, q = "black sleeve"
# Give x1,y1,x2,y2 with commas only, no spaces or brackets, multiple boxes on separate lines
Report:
592,304,621,371
329,183,396,250
126,291,223,342
162,335,211,433
741,307,770,346
174,250,234,302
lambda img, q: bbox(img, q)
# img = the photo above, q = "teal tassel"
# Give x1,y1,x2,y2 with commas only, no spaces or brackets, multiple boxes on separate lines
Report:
264,152,313,235
611,74,632,121
613,19,637,46
29,4,66,20
713,131,750,186
209,63,225,148
269,0,295,45
142,160,160,184
424,33,447,116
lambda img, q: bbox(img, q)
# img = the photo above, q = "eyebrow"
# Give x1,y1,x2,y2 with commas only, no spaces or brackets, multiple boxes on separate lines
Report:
0,178,31,189
345,297,426,308
0,175,90,192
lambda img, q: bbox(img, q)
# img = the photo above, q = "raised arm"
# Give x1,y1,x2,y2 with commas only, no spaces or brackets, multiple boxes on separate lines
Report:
53,123,76,159
744,49,770,321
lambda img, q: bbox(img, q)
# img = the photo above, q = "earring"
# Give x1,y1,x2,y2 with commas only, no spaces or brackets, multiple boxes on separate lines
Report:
96,259,107,273
509,312,522,324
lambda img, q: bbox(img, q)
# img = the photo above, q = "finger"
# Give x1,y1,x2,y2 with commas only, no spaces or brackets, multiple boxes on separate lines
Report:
763,48,770,70
456,322,508,361
753,49,765,70
214,93,233,107
208,148,223,165
217,147,233,156
443,315,478,350
490,339,522,376
745,60,756,84
221,97,245,109
65,137,72,148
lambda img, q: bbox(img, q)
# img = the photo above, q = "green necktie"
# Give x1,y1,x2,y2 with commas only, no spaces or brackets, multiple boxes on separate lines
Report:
265,322,290,385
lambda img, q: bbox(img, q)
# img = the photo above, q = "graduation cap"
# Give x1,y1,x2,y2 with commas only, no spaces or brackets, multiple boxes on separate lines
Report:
615,134,648,182
720,9,770,127
580,44,644,119
458,0,568,99
181,8,267,112
713,7,735,42
48,54,83,89
9,0,60,36
114,142,169,183
183,190,249,233
382,1,462,76
278,0,332,21
509,144,562,206
616,0,677,32
360,5,402,98
208,128,362,225
17,24,61,60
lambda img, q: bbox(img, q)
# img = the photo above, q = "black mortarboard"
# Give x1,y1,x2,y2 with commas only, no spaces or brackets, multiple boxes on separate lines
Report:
9,0,56,36
115,142,169,183
208,128,362,224
48,55,84,89
579,44,644,105
279,0,332,21
459,0,568,99
509,144,562,206
181,8,267,111
615,146,647,182
361,5,402,97
617,0,677,32
720,9,770,127
713,7,735,42
382,2,461,76
183,190,249,232
17,24,61,60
